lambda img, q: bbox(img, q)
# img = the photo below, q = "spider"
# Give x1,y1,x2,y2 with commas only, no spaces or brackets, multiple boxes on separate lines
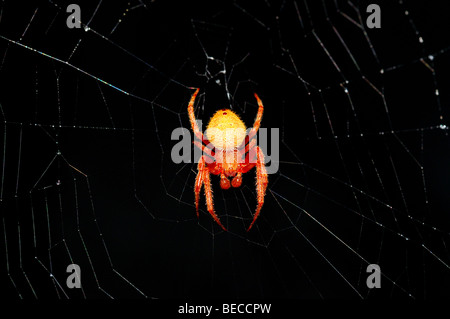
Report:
188,88,268,231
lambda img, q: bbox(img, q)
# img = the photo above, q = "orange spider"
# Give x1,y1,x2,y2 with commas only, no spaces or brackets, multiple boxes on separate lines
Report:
188,88,268,231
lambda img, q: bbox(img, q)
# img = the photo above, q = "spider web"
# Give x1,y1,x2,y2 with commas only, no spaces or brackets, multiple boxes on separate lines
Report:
1,0,450,299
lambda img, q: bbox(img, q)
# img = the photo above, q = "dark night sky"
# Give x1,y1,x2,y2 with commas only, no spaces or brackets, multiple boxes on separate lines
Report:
1,0,450,300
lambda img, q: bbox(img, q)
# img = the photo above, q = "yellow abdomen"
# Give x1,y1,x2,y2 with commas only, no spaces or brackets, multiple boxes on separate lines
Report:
206,109,247,150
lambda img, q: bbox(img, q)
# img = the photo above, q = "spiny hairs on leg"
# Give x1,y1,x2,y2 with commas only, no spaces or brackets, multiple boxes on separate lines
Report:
247,146,268,231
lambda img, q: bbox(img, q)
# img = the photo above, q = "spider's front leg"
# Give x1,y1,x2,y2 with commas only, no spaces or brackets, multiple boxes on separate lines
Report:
194,156,205,217
195,156,227,231
247,146,268,231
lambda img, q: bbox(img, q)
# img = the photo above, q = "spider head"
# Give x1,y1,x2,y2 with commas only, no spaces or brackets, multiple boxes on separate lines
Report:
206,109,246,150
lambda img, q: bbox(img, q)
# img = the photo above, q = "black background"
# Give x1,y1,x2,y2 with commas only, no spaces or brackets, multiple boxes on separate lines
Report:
1,0,450,300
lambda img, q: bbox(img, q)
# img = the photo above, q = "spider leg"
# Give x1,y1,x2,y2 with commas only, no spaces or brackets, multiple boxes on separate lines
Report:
189,89,215,156
237,93,263,149
239,148,257,173
194,156,206,218
246,93,264,142
187,88,205,142
247,146,268,232
238,139,257,173
239,138,257,158
203,165,227,231
193,140,215,163
241,139,258,167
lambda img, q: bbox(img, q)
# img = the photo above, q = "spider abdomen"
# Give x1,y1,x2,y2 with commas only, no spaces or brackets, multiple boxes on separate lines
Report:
206,109,247,150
